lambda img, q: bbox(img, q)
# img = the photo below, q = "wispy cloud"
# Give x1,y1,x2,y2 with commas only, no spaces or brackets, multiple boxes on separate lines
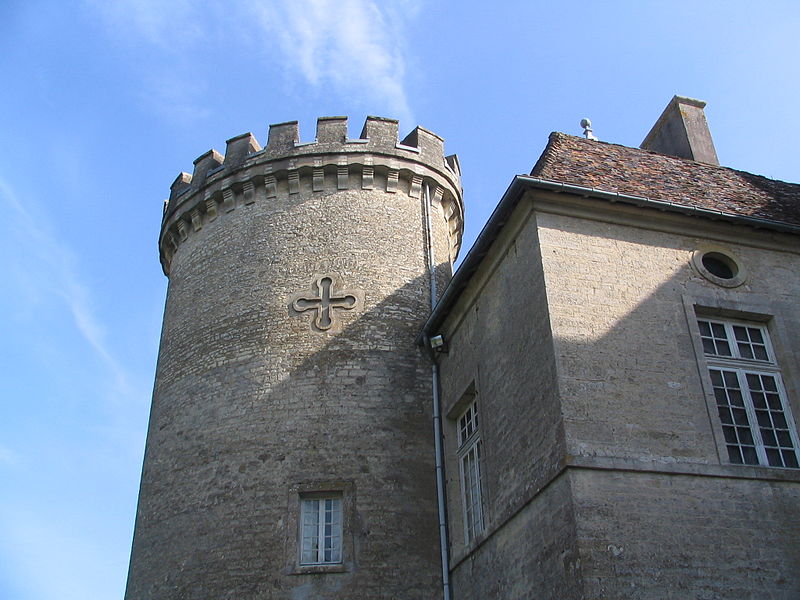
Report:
84,0,418,126
0,178,131,396
246,0,416,124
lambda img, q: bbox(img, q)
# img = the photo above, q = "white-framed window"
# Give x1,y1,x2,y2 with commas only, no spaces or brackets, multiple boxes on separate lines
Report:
698,318,799,469
457,400,485,542
299,495,343,565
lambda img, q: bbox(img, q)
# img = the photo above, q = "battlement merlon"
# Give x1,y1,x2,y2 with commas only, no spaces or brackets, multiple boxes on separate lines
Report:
170,116,462,203
190,149,223,190
159,116,465,276
224,133,261,167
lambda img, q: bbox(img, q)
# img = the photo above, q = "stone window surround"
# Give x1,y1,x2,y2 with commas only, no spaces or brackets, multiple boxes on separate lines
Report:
690,244,748,288
684,292,800,470
285,480,355,575
697,317,800,468
451,385,486,546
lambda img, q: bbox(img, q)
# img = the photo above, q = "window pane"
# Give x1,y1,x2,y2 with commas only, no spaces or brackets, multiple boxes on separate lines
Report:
766,448,781,467
738,427,754,446
754,345,769,361
723,371,739,388
728,446,743,464
714,388,729,407
767,393,782,411
756,411,771,428
732,408,749,426
761,429,777,447
777,431,792,447
751,392,767,410
742,446,759,465
728,390,744,407
746,373,761,390
722,426,738,445
773,412,788,429
699,321,711,336
732,326,748,342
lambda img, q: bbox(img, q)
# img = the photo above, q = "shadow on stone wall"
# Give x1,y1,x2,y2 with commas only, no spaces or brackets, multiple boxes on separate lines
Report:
128,271,447,600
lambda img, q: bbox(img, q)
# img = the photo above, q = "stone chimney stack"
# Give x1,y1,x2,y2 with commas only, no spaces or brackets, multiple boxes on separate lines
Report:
640,95,719,165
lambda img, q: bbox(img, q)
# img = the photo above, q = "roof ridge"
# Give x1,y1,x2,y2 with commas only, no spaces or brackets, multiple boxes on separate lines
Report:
531,132,800,226
549,132,800,186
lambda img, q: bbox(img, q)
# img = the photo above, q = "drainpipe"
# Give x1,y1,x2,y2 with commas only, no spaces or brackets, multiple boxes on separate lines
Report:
423,183,452,600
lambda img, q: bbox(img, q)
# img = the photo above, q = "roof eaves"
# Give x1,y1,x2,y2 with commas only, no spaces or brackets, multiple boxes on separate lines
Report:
418,175,800,344
520,176,800,233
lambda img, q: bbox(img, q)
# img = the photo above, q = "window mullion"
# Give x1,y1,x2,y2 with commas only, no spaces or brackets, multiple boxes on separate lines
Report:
317,501,325,564
723,322,738,359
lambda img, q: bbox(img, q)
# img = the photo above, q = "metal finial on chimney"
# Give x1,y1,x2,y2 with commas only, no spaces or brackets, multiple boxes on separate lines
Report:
580,118,598,141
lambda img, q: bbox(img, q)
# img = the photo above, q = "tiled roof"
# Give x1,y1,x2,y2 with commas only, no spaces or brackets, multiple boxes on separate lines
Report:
531,133,800,227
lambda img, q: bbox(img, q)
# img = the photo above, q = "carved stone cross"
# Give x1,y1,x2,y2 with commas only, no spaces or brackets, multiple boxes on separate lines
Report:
290,275,362,331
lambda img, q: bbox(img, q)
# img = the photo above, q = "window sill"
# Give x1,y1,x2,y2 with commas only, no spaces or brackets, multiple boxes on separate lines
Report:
289,563,349,576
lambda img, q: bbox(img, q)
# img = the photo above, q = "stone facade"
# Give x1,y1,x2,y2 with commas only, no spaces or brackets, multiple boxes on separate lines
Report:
423,104,800,597
128,99,800,599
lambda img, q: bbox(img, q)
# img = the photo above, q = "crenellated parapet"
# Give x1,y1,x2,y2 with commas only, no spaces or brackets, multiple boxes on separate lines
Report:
159,116,464,276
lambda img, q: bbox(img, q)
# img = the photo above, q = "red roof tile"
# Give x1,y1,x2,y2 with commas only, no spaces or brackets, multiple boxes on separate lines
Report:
531,133,800,227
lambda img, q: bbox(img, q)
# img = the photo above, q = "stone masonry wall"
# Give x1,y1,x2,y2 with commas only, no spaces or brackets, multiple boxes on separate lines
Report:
571,468,800,599
534,206,800,464
125,118,462,600
534,197,800,596
449,474,583,600
435,204,579,597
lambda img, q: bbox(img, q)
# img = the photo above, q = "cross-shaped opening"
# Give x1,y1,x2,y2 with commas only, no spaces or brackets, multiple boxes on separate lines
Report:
293,276,358,331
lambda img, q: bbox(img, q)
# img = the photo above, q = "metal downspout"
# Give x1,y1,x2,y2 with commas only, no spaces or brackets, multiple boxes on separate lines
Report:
423,183,452,600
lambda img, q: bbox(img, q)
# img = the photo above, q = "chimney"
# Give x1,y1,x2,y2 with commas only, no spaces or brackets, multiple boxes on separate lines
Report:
640,95,719,165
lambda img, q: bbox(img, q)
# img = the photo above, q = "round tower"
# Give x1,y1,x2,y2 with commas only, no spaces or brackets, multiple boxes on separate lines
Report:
125,116,463,599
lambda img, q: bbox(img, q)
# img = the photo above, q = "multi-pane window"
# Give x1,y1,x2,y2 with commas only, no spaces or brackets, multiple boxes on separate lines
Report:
457,400,485,542
300,496,342,565
698,319,799,469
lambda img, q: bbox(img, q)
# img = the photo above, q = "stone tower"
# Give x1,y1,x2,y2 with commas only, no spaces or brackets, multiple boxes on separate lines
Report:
125,116,463,599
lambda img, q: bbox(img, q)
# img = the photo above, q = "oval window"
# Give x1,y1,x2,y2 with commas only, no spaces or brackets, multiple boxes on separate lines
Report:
701,252,737,280
691,248,746,288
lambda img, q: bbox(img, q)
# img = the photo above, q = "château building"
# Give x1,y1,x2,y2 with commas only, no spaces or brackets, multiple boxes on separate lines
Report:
126,96,800,599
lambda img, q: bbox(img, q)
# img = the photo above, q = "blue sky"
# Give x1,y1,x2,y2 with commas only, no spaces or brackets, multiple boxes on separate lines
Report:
1,1,798,598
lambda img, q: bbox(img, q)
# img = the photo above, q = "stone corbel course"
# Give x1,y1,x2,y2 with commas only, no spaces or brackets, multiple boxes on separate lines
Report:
159,116,464,276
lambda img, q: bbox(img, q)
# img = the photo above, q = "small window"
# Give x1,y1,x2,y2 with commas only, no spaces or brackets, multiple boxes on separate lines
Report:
701,252,737,280
457,400,485,542
697,318,799,469
691,248,746,287
300,495,343,565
